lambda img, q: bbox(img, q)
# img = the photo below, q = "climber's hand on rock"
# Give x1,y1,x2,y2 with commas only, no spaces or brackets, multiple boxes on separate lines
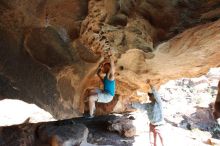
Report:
146,79,151,84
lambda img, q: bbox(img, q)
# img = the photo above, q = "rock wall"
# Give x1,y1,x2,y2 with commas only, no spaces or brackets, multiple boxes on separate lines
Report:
214,81,220,120
0,0,220,119
0,115,135,146
0,0,91,119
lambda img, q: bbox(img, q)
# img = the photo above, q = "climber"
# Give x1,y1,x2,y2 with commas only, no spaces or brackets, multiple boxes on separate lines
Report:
132,79,166,146
85,54,116,118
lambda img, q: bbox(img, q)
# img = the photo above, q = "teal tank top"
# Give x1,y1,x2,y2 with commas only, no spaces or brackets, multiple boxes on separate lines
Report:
103,75,115,96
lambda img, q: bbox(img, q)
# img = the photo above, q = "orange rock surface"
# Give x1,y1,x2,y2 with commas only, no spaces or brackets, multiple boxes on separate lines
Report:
0,0,219,118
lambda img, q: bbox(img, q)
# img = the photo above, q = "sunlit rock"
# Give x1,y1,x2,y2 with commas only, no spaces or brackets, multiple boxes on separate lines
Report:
0,0,220,119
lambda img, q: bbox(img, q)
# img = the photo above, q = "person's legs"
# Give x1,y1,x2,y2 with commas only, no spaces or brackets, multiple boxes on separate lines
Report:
87,90,113,117
149,123,156,146
149,130,153,146
158,132,164,146
155,125,165,146
96,92,113,103
84,88,100,102
88,94,98,117
154,130,157,146
89,88,100,95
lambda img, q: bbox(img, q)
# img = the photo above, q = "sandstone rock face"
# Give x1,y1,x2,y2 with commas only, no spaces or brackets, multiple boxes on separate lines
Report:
0,119,89,146
214,81,220,121
0,115,136,146
0,0,220,119
108,116,136,137
0,0,93,119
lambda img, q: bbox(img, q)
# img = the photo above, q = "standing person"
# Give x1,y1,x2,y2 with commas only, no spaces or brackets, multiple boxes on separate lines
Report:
85,56,116,118
132,80,165,146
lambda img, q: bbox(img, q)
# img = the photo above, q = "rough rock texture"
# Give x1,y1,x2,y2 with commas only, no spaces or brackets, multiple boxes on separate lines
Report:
0,0,220,119
0,120,89,146
0,0,93,119
159,71,219,131
108,115,136,137
214,81,220,121
0,115,135,146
